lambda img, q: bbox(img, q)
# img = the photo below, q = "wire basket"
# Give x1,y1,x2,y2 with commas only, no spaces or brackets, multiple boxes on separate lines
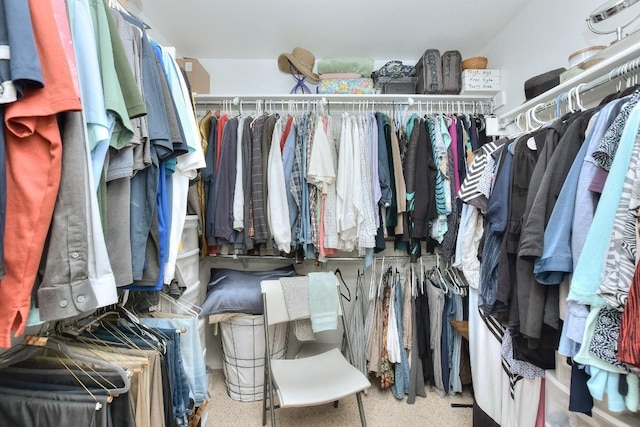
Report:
220,314,288,402
462,56,488,70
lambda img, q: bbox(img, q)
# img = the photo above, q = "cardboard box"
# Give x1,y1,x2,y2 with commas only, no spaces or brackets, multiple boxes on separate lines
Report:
176,57,210,94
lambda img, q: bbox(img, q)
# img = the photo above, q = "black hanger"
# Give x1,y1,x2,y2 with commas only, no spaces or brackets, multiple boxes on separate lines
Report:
334,268,351,302
355,269,366,301
600,91,620,105
619,84,640,98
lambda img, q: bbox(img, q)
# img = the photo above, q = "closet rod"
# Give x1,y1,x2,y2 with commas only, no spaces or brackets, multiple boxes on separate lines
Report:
194,93,494,106
208,254,427,261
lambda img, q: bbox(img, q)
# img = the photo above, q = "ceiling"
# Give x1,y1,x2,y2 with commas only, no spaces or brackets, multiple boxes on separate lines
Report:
131,0,533,60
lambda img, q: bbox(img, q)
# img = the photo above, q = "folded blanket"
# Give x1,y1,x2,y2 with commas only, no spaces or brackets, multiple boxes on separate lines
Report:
320,73,362,80
317,78,375,95
317,57,375,76
308,272,339,333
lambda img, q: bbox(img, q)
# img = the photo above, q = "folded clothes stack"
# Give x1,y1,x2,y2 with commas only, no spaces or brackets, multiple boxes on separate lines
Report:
316,57,375,94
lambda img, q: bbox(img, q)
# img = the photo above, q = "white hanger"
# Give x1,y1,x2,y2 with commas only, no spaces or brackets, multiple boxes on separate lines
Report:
566,88,575,113
574,83,587,111
515,112,525,132
525,107,533,131
529,103,547,128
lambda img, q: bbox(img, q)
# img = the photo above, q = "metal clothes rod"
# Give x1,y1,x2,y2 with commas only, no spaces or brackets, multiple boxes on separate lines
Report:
194,94,494,114
195,93,495,104
207,254,428,261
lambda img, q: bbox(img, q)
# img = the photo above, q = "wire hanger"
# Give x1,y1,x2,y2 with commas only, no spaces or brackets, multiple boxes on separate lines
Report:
0,335,132,396
156,292,201,317
334,268,351,302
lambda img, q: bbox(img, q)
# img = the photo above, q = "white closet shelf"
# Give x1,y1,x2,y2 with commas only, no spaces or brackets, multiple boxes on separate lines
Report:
499,30,640,125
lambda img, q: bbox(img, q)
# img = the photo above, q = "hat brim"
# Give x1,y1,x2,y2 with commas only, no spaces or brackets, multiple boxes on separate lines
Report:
278,53,320,83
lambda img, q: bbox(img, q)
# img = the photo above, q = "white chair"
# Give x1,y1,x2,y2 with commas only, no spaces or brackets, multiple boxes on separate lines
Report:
260,278,371,426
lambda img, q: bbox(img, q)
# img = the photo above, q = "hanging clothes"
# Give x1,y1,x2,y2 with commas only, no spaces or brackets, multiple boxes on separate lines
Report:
0,0,84,345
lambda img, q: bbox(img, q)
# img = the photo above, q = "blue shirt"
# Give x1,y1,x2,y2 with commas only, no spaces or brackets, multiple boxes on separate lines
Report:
119,12,171,156
479,147,512,315
534,121,593,284
68,0,110,190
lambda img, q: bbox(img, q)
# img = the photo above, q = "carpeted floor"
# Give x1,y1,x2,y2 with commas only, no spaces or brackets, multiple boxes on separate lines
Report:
204,369,474,427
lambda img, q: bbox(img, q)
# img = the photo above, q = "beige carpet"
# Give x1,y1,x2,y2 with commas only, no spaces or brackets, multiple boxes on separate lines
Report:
204,369,473,427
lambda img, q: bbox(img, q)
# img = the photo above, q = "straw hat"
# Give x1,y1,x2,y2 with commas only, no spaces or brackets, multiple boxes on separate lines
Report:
278,47,320,82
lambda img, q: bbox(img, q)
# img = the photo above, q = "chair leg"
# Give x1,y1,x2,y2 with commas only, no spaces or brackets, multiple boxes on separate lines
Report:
262,368,268,426
356,391,367,427
267,372,277,427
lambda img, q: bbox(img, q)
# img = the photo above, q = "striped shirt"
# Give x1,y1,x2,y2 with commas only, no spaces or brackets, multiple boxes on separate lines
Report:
458,138,507,211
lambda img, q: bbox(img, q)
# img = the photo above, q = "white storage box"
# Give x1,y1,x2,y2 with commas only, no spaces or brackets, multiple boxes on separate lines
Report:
180,280,202,307
555,351,572,387
220,314,288,402
463,69,501,77
179,215,199,253
175,247,200,286
546,369,640,427
461,69,501,94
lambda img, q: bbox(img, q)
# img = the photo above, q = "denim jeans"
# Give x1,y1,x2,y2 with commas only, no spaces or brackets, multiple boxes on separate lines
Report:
92,324,191,424
140,317,208,405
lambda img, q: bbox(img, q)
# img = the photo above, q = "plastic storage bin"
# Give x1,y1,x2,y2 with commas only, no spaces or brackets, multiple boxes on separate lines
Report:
179,215,199,253
545,369,640,427
220,314,288,402
555,351,572,387
375,77,418,94
175,248,200,287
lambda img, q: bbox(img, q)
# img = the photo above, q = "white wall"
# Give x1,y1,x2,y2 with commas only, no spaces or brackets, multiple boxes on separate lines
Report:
199,59,294,95
480,0,640,113
196,1,640,105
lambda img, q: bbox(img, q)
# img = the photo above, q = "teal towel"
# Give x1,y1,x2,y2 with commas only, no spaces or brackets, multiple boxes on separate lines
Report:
308,272,338,333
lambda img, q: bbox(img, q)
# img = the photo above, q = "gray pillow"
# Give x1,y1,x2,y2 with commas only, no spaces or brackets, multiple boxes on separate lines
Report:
201,265,298,316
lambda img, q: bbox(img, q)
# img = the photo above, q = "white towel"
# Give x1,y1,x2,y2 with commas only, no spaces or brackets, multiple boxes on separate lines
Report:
308,272,339,332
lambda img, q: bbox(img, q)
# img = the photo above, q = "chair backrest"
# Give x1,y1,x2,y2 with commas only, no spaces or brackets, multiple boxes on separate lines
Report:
260,276,343,327
261,280,291,326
